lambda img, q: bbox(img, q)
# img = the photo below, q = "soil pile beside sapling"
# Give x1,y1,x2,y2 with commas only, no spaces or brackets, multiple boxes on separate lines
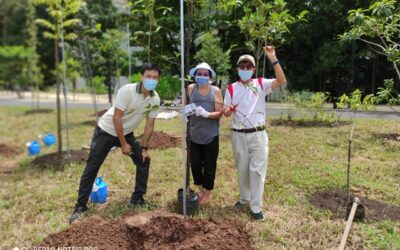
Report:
40,211,253,250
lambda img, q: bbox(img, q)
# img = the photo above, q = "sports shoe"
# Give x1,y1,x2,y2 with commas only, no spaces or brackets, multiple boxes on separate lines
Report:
69,205,88,223
251,211,265,222
128,197,147,208
234,201,248,210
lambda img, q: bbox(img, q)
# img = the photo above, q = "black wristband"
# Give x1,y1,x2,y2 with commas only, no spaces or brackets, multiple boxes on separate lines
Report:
142,146,148,150
271,60,280,66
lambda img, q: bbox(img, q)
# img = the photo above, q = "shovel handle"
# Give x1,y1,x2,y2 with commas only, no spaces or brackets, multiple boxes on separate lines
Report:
338,197,360,250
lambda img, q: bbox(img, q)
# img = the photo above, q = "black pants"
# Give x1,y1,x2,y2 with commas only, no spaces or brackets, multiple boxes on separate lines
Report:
76,126,149,207
190,136,219,190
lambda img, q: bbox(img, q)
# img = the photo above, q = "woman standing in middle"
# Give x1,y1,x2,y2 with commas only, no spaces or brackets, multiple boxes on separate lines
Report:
188,62,223,204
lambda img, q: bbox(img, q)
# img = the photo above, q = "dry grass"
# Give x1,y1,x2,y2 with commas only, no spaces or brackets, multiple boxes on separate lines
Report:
0,106,399,249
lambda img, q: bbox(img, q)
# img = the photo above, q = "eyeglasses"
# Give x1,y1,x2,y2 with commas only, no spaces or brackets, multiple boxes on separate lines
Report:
238,65,254,70
196,73,209,77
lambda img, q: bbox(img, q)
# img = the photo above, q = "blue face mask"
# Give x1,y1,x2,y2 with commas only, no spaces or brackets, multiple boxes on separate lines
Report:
143,79,158,91
238,70,253,81
195,76,210,86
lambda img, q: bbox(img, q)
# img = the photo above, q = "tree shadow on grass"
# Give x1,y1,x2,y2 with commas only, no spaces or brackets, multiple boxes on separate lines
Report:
24,109,54,115
269,119,352,128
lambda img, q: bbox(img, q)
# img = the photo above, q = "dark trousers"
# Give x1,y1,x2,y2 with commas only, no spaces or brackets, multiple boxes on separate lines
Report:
190,136,219,190
76,126,149,207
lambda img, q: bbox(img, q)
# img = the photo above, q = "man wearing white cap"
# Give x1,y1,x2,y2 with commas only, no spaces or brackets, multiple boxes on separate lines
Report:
223,46,287,221
187,62,223,204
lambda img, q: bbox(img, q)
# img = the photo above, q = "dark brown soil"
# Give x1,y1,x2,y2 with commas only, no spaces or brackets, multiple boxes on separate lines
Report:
309,190,400,221
269,119,351,127
137,131,181,149
40,211,253,250
31,150,88,169
0,143,19,157
24,109,54,115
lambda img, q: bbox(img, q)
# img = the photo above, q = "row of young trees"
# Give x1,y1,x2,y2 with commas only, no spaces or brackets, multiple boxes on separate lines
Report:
1,0,398,95
0,0,398,164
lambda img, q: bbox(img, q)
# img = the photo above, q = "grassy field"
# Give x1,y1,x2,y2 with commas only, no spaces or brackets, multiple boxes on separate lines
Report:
0,106,399,249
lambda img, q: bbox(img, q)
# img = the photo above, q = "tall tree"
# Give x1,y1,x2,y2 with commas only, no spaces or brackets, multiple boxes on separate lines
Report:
33,0,84,163
340,0,400,85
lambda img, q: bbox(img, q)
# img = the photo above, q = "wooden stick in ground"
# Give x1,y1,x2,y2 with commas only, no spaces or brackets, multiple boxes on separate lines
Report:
338,197,360,250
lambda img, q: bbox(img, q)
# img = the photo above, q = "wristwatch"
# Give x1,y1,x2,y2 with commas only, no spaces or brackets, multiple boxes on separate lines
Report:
271,60,280,66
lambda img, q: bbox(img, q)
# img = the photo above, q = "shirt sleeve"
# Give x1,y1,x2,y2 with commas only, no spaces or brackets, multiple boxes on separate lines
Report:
224,86,232,107
114,85,131,111
262,78,274,96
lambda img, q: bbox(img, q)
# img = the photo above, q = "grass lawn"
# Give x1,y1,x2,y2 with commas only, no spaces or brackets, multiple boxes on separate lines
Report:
0,106,399,249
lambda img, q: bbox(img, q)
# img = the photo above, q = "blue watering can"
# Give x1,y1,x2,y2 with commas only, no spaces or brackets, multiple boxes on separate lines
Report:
27,140,41,156
42,133,56,147
90,177,108,204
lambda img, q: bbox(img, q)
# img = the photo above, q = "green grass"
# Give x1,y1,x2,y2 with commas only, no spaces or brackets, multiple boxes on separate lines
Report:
0,106,399,249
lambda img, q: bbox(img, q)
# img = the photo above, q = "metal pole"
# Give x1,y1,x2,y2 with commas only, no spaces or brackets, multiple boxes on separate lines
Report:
60,3,71,165
180,0,187,216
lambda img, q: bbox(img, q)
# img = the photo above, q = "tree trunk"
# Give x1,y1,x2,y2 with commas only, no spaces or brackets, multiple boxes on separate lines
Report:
55,38,63,165
185,0,193,74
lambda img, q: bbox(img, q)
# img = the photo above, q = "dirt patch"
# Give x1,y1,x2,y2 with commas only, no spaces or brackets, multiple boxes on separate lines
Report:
24,109,54,115
0,143,20,174
373,133,400,142
39,211,252,250
0,159,17,174
309,190,400,221
31,150,88,169
137,131,181,149
0,143,19,158
269,119,351,128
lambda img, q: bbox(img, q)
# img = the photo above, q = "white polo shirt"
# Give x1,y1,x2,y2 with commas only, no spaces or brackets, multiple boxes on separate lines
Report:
98,83,160,136
224,78,273,129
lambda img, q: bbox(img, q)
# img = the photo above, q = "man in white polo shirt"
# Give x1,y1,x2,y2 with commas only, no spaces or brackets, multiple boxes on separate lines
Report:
69,64,161,223
223,46,286,221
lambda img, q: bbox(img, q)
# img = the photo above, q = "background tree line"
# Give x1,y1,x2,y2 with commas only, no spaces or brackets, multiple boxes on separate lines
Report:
0,0,398,100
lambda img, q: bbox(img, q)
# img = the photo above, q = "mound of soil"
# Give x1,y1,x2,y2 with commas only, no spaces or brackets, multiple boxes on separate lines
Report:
24,109,54,115
31,150,88,169
137,131,181,149
0,143,19,157
309,190,400,221
40,211,252,250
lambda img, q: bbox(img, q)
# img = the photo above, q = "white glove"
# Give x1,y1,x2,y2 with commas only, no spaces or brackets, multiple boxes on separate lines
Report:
195,106,210,118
